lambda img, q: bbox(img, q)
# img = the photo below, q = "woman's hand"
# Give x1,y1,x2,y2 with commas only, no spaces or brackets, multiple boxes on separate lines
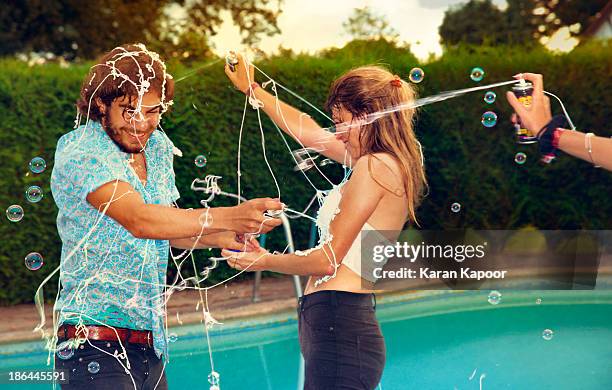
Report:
221,247,270,272
224,52,256,95
506,73,552,137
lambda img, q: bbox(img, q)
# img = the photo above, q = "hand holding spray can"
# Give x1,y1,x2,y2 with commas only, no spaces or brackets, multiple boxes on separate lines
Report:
511,79,537,144
226,51,239,72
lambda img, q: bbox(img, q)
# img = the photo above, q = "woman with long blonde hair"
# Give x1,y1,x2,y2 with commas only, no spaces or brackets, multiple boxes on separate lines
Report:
223,55,427,389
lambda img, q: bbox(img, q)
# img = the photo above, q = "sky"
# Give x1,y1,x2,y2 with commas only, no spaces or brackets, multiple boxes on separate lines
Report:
203,0,509,60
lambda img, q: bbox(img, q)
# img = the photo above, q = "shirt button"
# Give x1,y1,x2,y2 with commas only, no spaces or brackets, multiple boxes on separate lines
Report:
329,326,334,331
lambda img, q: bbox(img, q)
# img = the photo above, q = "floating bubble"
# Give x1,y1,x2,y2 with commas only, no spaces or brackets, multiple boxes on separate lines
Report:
87,361,100,374
210,386,220,390
292,147,320,160
484,91,496,104
536,298,542,304
208,371,220,386
294,158,317,172
6,205,24,222
542,329,554,340
481,111,498,128
29,157,47,174
514,152,527,165
25,185,44,203
56,341,75,360
470,67,485,82
487,290,502,305
451,202,461,213
408,67,425,83
194,155,207,168
25,252,44,271
168,333,178,343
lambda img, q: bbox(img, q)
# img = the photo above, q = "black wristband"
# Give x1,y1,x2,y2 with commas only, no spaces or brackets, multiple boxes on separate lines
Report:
538,114,568,161
537,114,568,139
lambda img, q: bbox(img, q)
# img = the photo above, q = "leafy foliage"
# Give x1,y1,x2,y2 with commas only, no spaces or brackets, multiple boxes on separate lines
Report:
342,6,399,41
0,0,282,60
439,0,609,46
0,40,610,304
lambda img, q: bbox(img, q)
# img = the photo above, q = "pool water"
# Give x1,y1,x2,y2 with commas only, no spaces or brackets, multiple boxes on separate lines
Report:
1,290,611,389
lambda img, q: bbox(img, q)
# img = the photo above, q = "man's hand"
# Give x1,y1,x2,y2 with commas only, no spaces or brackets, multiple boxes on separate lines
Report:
506,73,552,137
224,52,255,94
227,198,284,234
205,231,260,251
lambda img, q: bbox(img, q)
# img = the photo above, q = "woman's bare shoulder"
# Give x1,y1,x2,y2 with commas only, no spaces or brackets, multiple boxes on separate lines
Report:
359,153,405,195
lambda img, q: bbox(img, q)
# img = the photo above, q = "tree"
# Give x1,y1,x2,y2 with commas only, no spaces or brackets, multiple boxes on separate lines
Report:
0,0,283,59
439,0,609,47
342,6,399,41
438,0,507,46
532,0,609,38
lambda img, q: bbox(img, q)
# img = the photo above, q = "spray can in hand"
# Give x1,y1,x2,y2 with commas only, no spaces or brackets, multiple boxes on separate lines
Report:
511,80,537,144
226,51,239,72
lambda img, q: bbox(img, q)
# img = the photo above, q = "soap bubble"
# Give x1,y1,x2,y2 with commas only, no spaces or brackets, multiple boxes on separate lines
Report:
484,91,496,104
25,252,44,271
408,67,425,83
87,361,100,374
208,371,220,385
514,152,527,165
29,157,47,174
56,341,75,360
294,158,317,172
542,329,554,340
487,290,502,305
536,298,542,304
168,333,178,343
292,147,320,160
451,202,461,213
481,111,498,128
194,155,207,168
25,185,44,203
6,205,24,222
470,67,485,82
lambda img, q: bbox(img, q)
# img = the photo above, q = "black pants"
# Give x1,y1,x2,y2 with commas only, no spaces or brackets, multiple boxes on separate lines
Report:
298,290,386,390
55,339,168,390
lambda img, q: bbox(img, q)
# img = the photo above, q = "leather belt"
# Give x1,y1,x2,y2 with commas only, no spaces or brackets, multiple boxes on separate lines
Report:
58,324,154,347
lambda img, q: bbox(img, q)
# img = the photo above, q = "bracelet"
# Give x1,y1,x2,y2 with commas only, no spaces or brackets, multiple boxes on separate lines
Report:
584,132,601,168
244,82,259,95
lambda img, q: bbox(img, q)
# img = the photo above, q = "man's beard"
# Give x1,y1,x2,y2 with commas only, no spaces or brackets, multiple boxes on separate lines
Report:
101,119,148,154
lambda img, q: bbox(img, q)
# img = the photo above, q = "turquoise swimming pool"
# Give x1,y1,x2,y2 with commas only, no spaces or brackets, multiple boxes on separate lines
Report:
2,290,611,389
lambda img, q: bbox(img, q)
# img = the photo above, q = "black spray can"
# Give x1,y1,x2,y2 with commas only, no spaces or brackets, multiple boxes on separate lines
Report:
512,81,537,144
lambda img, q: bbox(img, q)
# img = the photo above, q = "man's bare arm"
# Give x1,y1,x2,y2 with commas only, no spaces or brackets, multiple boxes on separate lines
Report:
86,180,282,240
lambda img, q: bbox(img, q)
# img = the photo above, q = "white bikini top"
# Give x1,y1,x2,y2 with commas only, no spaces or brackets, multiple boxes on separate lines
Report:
295,180,389,284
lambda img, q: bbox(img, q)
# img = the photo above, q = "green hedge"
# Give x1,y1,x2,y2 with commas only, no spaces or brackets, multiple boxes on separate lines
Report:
0,40,610,304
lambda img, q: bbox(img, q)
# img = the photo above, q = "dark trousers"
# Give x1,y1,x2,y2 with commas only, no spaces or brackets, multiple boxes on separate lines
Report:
298,290,386,390
55,339,168,390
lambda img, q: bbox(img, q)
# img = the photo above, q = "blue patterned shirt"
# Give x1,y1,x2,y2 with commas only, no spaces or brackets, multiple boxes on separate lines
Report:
51,121,180,358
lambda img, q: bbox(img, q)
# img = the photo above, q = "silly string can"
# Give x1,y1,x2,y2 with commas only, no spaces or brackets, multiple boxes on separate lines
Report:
512,80,537,144
226,51,239,72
